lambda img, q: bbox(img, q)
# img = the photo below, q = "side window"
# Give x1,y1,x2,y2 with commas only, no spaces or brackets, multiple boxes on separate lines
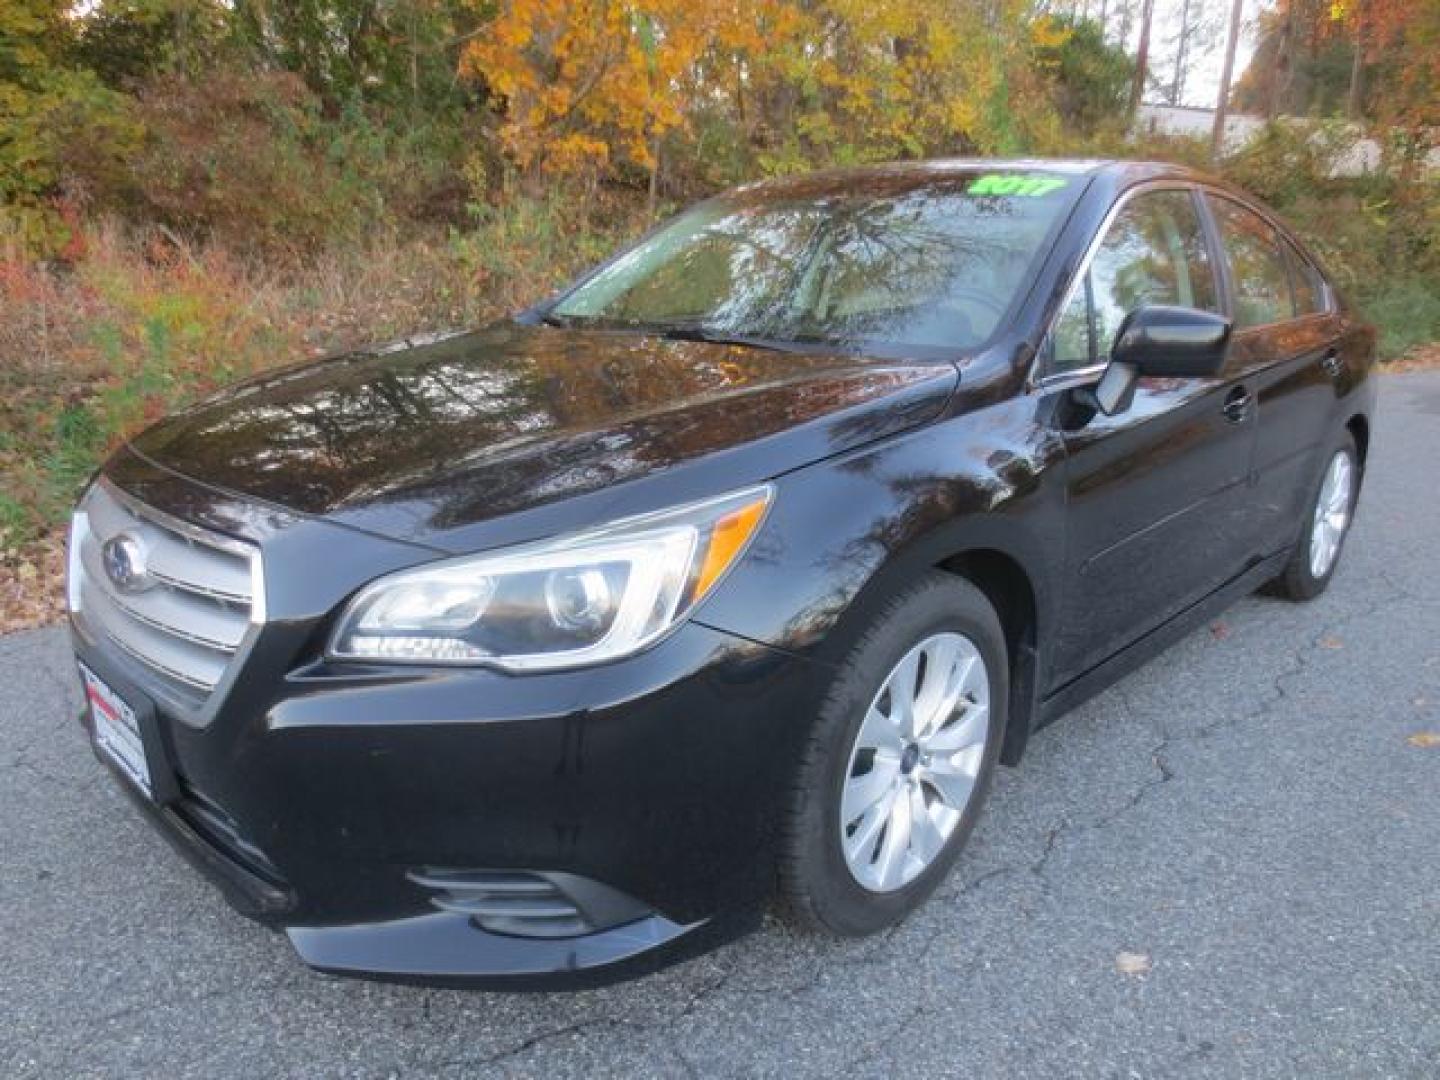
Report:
1283,239,1329,316
1209,196,1295,328
1050,189,1219,373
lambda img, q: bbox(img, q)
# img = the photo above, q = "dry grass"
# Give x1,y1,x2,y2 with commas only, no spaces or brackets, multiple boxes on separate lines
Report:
0,203,641,631
1388,342,1440,372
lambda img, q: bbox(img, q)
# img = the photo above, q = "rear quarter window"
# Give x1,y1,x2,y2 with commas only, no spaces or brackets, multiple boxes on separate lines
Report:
1283,238,1330,316
1208,195,1296,329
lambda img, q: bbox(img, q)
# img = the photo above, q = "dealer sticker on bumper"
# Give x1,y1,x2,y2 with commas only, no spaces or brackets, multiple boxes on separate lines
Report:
79,662,153,799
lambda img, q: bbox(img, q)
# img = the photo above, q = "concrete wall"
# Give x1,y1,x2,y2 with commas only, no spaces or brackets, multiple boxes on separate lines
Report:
1134,103,1438,176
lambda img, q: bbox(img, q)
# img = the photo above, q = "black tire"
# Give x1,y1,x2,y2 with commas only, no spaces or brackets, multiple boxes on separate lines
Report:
778,571,1007,936
1267,431,1361,602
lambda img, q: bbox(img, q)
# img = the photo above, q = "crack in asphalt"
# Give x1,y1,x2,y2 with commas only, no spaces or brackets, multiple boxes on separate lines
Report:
962,571,1419,906
844,1001,928,1074
1215,583,1410,734
433,1015,630,1073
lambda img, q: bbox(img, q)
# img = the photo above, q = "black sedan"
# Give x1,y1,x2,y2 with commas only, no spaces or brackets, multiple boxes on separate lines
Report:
66,159,1375,986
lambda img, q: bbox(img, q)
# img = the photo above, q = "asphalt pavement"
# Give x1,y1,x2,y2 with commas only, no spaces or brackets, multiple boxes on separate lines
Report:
3,372,1438,1079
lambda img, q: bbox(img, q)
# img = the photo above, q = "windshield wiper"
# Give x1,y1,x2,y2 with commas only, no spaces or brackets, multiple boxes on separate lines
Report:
648,324,803,353
537,315,806,353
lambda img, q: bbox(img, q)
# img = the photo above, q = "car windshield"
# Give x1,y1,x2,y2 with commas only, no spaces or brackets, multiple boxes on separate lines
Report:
549,170,1079,351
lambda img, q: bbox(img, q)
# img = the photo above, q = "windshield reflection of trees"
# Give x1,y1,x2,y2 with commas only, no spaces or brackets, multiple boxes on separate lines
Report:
575,186,1046,350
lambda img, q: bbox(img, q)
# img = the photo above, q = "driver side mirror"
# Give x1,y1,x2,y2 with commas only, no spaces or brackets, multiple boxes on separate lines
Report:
1089,305,1233,415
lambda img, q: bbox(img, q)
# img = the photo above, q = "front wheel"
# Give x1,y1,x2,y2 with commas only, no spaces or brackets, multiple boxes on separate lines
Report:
1268,432,1360,601
778,572,1006,936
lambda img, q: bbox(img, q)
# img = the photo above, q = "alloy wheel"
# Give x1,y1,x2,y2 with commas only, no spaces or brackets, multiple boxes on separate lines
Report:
838,632,991,892
1309,450,1354,579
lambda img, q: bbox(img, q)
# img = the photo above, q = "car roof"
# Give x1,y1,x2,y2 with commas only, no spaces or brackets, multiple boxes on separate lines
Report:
730,158,1220,200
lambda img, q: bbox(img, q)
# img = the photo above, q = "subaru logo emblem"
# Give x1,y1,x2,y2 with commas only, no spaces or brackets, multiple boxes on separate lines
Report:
102,533,152,594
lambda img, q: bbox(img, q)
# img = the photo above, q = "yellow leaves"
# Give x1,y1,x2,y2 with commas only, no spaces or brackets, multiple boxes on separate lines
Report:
1407,732,1440,748
548,133,612,174
1030,14,1073,53
465,0,743,177
462,0,1056,180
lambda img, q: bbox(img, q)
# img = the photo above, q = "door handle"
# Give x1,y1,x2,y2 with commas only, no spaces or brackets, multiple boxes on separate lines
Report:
1222,386,1252,424
1320,347,1344,377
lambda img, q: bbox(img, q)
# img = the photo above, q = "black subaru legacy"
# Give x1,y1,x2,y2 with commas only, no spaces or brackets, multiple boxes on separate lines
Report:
67,160,1376,986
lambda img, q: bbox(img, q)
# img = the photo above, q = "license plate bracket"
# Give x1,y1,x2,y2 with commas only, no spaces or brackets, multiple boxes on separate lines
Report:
78,660,176,803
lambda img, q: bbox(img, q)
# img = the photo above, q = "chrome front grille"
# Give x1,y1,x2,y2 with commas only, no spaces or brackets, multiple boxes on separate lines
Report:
69,479,263,710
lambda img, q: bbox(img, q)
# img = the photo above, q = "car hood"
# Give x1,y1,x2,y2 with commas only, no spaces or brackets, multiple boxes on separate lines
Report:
127,324,957,550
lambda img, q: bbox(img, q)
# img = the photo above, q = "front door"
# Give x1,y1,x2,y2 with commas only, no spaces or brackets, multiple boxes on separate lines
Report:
1041,186,1256,687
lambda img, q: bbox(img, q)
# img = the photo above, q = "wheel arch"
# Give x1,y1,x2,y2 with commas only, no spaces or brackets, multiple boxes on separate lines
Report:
820,516,1053,768
1346,412,1370,468
934,547,1041,766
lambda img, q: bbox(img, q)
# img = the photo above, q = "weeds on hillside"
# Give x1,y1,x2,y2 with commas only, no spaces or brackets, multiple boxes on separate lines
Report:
0,197,644,627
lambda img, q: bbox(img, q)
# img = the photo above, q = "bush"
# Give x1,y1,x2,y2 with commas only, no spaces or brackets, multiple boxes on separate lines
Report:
72,70,476,261
451,189,645,311
1358,277,1440,359
1215,122,1439,359
1221,121,1356,206
0,71,140,255
111,71,380,257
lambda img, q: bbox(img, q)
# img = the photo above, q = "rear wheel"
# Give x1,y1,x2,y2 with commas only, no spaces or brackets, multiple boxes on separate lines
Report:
779,572,1006,935
1268,432,1360,601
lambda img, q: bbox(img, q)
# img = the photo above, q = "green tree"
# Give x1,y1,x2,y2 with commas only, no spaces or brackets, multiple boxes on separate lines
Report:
1038,16,1136,135
231,0,482,117
1,1,139,252
70,1,234,85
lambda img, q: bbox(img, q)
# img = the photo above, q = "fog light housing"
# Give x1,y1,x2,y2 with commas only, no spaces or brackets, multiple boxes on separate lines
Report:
407,868,653,939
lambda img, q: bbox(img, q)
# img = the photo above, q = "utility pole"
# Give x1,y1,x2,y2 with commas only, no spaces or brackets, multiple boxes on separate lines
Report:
1211,0,1245,162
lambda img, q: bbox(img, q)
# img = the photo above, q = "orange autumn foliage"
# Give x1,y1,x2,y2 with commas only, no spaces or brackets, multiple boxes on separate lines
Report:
464,0,771,177
463,0,1065,181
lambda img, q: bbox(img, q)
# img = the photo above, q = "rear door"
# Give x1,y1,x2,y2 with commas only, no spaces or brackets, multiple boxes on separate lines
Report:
1041,185,1256,686
1203,193,1342,560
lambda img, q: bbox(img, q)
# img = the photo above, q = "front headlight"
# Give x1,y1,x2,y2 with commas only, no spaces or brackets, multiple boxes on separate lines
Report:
328,486,772,671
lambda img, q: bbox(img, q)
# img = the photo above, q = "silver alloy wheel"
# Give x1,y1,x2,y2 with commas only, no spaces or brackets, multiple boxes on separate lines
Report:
838,632,991,892
1309,450,1354,579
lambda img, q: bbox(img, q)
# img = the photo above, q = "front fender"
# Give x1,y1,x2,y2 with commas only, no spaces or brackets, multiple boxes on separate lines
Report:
693,394,1067,674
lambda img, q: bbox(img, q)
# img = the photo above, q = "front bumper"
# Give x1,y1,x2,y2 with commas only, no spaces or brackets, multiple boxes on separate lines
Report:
73,613,820,986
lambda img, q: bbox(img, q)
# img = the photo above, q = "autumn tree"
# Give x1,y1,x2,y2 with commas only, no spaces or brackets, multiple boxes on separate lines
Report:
1235,0,1439,141
463,0,1073,192
462,0,767,188
1,1,139,250
1351,0,1440,140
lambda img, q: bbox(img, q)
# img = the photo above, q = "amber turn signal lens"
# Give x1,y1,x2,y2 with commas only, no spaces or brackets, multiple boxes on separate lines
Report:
691,496,769,602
